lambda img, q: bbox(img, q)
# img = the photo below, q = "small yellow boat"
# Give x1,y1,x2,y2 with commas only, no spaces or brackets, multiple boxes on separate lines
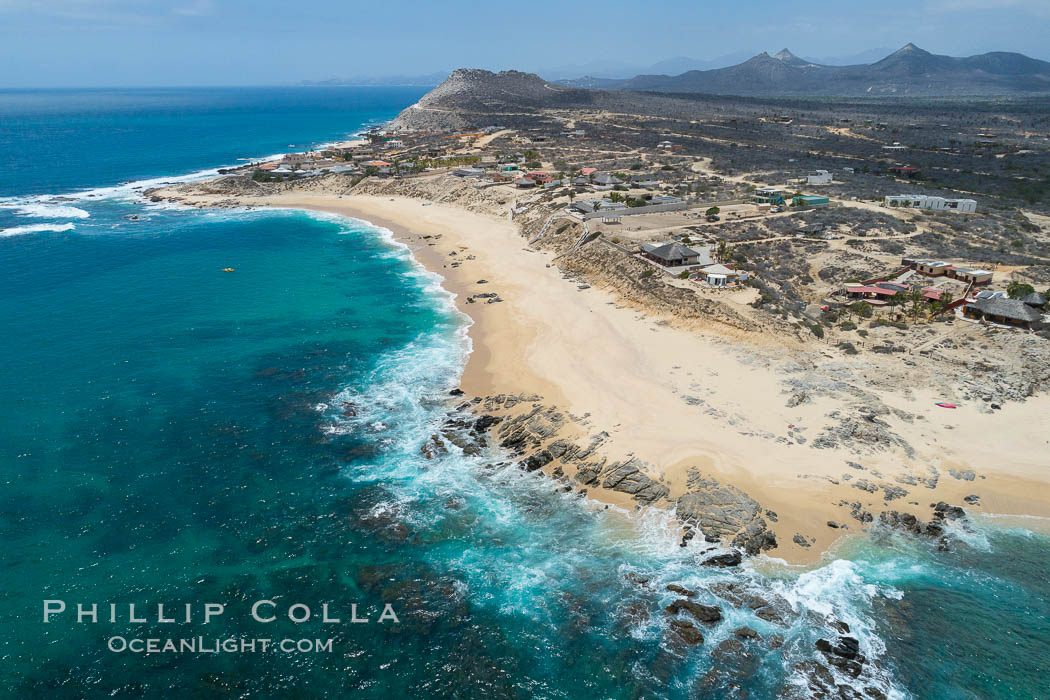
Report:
223,268,235,272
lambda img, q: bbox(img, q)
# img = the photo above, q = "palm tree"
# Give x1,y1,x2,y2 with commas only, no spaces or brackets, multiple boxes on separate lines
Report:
715,239,729,263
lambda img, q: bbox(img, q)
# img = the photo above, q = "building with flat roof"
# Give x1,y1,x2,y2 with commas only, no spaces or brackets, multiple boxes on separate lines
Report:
752,187,786,206
807,170,833,185
884,194,977,213
947,267,993,285
793,195,830,208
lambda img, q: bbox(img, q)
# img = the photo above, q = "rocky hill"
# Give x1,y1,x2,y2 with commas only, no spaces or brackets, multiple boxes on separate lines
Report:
392,68,600,131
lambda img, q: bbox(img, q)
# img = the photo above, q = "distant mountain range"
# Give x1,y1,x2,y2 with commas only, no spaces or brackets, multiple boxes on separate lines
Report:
555,44,1050,97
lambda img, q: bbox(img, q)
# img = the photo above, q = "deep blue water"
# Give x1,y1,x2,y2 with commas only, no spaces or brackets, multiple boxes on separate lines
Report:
0,86,425,197
1,87,1048,699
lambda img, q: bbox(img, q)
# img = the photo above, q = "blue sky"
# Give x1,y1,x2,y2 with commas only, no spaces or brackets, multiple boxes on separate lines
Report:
1,0,1048,87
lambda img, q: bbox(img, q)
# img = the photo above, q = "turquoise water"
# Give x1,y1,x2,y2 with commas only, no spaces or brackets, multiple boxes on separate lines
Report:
1,88,1048,698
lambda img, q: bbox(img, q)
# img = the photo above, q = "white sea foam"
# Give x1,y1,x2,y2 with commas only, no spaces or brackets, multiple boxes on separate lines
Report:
0,222,76,236
0,201,91,219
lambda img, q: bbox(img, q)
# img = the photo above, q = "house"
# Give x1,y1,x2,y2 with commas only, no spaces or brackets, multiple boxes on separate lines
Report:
844,284,899,300
964,298,1043,329
946,267,993,285
641,242,702,267
889,165,920,178
452,168,486,178
753,187,786,206
571,199,626,215
884,194,977,213
914,260,952,276
498,163,520,172
1022,292,1047,309
792,195,830,208
699,263,739,287
592,173,623,186
514,177,537,188
807,170,833,185
579,167,598,176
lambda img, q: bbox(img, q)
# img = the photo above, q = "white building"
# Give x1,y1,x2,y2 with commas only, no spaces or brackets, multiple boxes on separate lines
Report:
807,169,833,185
884,194,977,213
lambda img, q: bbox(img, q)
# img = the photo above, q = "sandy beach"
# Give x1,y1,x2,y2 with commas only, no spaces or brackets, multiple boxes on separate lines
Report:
149,187,1050,564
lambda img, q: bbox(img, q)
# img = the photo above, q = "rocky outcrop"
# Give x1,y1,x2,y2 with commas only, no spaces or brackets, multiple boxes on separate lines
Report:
665,599,723,624
676,480,776,555
813,407,915,458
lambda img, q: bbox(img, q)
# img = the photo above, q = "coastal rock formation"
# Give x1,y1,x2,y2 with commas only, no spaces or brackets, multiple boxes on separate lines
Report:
675,481,777,555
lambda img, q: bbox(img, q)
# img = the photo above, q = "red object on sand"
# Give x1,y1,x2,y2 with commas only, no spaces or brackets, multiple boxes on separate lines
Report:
935,402,957,409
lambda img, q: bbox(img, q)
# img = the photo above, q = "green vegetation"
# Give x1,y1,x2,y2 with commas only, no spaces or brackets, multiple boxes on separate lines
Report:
1007,280,1036,299
705,206,720,216
640,269,655,280
849,301,873,319
839,321,857,331
412,155,480,170
679,270,691,279
714,239,729,263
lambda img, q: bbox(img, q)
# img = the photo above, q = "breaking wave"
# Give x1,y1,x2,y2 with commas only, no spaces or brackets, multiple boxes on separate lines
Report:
0,222,76,236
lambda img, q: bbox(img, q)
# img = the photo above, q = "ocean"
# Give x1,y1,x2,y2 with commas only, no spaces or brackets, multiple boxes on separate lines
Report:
1,87,1047,699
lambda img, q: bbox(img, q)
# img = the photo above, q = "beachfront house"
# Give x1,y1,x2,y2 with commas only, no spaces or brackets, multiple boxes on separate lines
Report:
963,298,1044,329
452,168,486,178
843,283,899,303
641,242,702,268
571,199,626,215
1022,292,1047,310
699,263,739,287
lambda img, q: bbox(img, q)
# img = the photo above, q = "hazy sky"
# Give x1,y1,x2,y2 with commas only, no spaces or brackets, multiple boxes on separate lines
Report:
1,0,1048,87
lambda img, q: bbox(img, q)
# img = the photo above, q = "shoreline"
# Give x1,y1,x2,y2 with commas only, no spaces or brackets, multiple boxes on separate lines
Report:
147,186,1050,565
